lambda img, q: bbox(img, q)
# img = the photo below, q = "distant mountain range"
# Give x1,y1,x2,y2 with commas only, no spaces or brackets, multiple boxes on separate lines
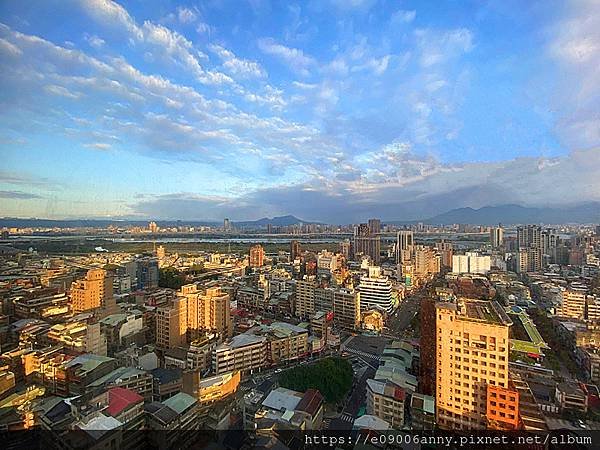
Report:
1,204,599,228
422,203,600,225
0,215,314,229
233,215,314,228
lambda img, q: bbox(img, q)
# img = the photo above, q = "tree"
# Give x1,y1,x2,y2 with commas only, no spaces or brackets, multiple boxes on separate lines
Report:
159,267,187,289
278,357,353,403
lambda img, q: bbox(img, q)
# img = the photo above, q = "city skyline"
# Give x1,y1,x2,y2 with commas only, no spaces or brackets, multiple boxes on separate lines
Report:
1,0,600,223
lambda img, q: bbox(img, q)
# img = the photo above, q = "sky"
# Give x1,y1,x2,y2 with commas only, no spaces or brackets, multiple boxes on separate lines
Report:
0,0,599,223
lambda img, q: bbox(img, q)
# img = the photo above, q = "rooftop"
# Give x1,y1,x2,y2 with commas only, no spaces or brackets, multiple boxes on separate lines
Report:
217,333,266,350
464,300,512,325
262,387,303,412
63,353,115,374
144,402,179,425
295,389,323,416
106,387,143,417
353,414,390,431
88,366,147,388
150,367,182,384
411,393,435,414
99,313,127,326
78,414,122,439
162,392,197,415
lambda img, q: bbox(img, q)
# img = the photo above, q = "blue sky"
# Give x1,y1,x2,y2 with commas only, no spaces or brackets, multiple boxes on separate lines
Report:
0,0,599,223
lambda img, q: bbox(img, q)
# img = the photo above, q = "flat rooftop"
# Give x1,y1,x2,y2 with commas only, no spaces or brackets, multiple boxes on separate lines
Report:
463,300,513,326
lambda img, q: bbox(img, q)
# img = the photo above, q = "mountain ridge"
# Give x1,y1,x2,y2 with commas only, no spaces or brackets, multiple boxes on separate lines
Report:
422,202,600,225
1,203,599,228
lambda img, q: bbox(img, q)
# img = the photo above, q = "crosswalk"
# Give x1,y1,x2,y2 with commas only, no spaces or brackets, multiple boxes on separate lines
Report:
322,418,332,429
339,413,354,423
344,347,381,362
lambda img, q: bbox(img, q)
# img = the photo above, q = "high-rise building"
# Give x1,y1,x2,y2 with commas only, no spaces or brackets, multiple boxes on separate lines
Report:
339,239,351,260
332,288,361,332
314,286,334,313
359,266,393,313
130,258,159,290
148,221,159,233
249,244,265,267
290,240,301,262
353,222,381,264
223,218,231,232
396,230,414,263
516,225,542,272
295,279,316,319
435,240,453,268
541,229,559,257
515,250,528,274
156,296,188,350
182,285,232,340
419,297,437,396
368,218,381,235
70,269,114,313
435,299,512,430
490,227,504,248
414,245,441,280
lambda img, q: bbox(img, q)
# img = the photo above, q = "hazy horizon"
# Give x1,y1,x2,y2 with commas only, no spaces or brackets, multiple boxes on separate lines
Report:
1,0,599,223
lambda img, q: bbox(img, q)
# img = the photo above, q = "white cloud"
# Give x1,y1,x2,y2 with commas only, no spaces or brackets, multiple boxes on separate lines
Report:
177,7,198,24
209,43,266,78
258,38,315,76
416,28,473,67
548,0,600,149
84,142,112,151
129,148,600,222
0,23,343,182
79,0,143,40
352,54,391,75
44,84,82,99
330,0,377,12
0,37,23,55
84,33,105,49
196,22,212,35
391,10,416,25
76,0,232,85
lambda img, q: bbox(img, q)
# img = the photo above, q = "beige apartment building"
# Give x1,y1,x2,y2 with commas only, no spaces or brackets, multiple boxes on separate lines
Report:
248,322,309,364
435,299,512,430
156,297,188,350
183,284,232,340
70,269,113,313
294,279,316,319
212,334,267,376
556,287,587,320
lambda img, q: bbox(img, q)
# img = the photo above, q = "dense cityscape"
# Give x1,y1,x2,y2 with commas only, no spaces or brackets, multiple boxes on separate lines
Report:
0,218,599,447
2,0,600,448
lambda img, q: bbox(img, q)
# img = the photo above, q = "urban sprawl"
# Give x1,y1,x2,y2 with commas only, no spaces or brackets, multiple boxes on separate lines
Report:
0,219,600,447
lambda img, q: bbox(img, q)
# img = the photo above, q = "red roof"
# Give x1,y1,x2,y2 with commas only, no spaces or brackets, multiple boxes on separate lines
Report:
107,387,143,417
296,389,324,416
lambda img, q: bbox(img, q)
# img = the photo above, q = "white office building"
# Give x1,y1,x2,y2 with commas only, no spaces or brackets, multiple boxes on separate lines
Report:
359,266,393,313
